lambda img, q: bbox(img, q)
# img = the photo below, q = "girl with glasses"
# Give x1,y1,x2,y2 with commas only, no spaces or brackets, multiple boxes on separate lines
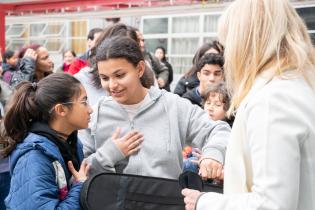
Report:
3,73,143,210
2,73,93,209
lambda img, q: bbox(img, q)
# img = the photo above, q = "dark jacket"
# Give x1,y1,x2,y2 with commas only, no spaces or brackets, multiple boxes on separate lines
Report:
174,73,199,96
9,57,36,88
9,57,51,88
182,87,202,107
79,51,90,62
2,63,17,84
162,60,174,92
144,52,169,85
0,79,13,107
5,127,84,210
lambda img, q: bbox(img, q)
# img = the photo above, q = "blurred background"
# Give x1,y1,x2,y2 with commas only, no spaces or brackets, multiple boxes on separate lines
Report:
1,0,314,76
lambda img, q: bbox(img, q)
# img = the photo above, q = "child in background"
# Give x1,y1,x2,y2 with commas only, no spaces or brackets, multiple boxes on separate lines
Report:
203,82,233,127
183,82,232,181
56,50,76,73
1,50,19,83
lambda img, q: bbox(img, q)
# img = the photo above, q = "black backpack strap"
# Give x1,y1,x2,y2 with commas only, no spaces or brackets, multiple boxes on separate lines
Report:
125,192,184,205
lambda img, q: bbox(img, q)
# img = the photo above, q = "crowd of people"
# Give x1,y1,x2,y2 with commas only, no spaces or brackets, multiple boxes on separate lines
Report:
0,0,314,209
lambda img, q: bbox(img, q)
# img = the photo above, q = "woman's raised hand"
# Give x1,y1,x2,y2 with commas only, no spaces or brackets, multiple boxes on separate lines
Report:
23,48,37,60
112,128,144,156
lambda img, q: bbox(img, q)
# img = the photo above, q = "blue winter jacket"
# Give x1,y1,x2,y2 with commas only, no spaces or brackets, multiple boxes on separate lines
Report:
5,133,84,210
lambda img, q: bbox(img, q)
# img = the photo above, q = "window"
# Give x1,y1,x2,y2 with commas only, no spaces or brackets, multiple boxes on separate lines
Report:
143,18,168,34
142,13,221,74
5,20,89,70
43,23,65,36
296,6,315,45
204,15,220,33
45,39,64,52
171,38,199,54
296,7,315,30
169,57,194,74
70,20,88,54
30,39,45,46
6,24,26,37
172,16,199,33
310,33,315,45
30,23,46,36
144,38,168,53
7,40,27,51
70,38,87,55
204,37,218,44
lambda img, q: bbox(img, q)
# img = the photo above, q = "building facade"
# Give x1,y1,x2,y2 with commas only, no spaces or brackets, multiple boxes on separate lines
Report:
4,0,315,73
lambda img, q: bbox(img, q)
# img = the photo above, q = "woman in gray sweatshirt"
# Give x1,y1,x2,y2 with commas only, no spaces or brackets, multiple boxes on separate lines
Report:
80,36,231,180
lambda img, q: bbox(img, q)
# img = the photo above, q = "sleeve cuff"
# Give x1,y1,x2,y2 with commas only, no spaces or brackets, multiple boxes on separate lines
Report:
196,192,220,210
202,148,224,164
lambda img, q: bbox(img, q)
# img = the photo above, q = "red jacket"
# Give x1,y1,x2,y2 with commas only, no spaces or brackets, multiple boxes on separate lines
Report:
68,59,88,75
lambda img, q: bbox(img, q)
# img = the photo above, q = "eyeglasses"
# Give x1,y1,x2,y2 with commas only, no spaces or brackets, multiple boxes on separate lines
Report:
48,100,89,114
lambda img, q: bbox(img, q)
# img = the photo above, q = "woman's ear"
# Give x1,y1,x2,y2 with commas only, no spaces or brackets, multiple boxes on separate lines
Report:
137,60,145,78
53,104,68,117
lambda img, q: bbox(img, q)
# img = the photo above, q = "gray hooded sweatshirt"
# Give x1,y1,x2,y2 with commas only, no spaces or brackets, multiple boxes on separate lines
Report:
80,87,231,179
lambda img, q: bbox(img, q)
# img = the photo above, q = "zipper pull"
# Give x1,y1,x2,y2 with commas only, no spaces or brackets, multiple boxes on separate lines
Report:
130,121,134,129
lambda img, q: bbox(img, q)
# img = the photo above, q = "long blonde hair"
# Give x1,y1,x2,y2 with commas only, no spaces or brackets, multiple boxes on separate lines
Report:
219,0,315,115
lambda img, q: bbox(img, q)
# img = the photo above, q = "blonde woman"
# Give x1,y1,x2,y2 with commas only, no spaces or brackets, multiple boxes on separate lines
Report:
182,0,315,210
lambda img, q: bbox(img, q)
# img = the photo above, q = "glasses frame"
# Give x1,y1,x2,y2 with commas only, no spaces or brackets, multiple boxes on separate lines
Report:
48,99,89,114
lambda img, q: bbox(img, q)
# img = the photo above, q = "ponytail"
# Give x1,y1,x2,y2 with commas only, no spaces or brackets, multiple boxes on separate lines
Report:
4,82,40,142
0,120,15,157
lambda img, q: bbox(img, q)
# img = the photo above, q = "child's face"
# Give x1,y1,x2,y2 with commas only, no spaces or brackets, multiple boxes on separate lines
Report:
65,85,93,130
63,51,75,65
154,48,164,61
7,52,19,67
204,92,226,121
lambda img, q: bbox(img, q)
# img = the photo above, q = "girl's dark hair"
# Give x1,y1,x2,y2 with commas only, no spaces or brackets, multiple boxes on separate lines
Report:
202,82,230,111
3,50,15,63
3,73,82,153
63,49,76,58
90,23,139,88
87,28,103,40
185,41,224,77
96,36,143,68
196,53,224,72
155,46,167,62
96,36,151,87
0,120,14,157
18,44,41,58
93,23,138,54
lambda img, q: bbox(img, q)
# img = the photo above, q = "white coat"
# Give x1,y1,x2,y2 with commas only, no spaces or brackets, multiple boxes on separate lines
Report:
197,70,315,210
